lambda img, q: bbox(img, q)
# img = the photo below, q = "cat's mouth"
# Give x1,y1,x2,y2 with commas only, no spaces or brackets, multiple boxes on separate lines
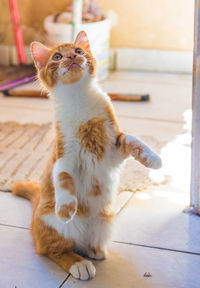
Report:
69,63,81,70
62,62,82,74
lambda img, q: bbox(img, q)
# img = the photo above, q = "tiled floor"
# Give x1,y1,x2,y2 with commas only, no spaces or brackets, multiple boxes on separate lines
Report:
0,71,199,288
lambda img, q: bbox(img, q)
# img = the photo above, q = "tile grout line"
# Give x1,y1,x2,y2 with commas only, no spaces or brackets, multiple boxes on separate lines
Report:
0,223,30,230
117,114,184,124
102,75,192,84
2,222,199,257
58,274,71,288
113,240,200,256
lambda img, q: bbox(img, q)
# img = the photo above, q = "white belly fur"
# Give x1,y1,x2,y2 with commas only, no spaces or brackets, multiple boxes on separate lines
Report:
41,125,124,251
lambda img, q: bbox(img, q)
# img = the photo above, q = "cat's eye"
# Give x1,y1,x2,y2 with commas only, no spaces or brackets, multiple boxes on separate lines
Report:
52,53,63,61
75,48,83,55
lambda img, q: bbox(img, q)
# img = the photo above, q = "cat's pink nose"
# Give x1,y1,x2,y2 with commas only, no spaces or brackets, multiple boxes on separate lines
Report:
67,52,77,60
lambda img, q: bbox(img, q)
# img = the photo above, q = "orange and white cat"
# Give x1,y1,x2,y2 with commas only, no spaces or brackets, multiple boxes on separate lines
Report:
12,31,162,280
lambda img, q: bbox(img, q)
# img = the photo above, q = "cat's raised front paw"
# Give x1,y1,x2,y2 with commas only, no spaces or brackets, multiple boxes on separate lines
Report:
143,151,162,170
56,200,77,223
69,260,96,280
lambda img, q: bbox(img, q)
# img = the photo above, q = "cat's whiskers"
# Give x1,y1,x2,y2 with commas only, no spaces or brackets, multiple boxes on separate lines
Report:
31,78,47,95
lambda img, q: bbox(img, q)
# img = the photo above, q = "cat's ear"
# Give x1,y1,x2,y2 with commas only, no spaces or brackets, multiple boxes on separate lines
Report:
74,31,91,52
31,42,50,69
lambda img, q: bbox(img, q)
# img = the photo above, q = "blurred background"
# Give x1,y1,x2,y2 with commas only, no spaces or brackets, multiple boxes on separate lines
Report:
0,0,194,79
0,0,194,49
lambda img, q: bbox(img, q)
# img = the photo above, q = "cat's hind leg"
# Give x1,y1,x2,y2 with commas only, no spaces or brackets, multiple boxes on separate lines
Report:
86,207,114,261
33,218,96,280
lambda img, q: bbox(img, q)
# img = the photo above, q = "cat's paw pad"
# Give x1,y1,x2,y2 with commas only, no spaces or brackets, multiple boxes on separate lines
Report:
69,260,96,280
56,200,77,223
144,151,162,170
88,248,107,260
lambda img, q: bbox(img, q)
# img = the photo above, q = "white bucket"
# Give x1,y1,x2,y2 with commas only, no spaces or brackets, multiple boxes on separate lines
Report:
44,16,111,81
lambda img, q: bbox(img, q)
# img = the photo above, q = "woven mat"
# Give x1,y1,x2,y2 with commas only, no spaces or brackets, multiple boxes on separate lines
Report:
0,122,165,196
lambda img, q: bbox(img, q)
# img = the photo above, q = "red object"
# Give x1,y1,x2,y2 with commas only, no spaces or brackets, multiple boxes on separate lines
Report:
8,0,27,64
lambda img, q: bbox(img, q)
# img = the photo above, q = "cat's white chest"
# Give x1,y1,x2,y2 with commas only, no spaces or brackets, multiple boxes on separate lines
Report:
52,79,123,201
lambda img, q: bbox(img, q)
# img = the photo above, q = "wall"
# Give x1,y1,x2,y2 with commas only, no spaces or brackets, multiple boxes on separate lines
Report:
0,0,194,51
101,0,194,51
0,0,71,45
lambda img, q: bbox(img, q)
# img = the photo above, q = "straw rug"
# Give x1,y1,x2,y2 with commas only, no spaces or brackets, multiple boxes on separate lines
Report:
0,122,165,211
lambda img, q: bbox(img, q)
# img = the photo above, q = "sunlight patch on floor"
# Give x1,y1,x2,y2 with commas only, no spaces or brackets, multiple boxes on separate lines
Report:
149,109,191,206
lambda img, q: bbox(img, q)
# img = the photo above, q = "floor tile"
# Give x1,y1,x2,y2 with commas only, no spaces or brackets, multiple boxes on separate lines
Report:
102,71,191,123
112,120,195,254
0,105,53,124
117,116,183,142
0,225,68,288
114,185,200,254
106,71,192,84
0,93,53,111
65,241,200,288
0,192,32,229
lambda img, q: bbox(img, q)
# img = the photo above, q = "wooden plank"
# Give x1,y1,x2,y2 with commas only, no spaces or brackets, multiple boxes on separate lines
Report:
191,0,200,214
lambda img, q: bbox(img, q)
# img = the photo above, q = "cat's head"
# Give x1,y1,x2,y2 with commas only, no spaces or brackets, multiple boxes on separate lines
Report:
31,31,96,89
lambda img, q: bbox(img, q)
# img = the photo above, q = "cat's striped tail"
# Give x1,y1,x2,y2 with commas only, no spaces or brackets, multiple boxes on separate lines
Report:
12,182,40,210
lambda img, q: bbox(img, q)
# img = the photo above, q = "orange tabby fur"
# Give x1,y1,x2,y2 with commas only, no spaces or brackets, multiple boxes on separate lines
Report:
76,117,108,161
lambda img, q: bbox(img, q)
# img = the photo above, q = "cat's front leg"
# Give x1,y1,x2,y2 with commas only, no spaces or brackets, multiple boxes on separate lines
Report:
117,133,162,169
53,159,77,223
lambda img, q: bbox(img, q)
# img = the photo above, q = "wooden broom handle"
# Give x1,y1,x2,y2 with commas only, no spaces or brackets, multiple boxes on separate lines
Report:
8,0,27,64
